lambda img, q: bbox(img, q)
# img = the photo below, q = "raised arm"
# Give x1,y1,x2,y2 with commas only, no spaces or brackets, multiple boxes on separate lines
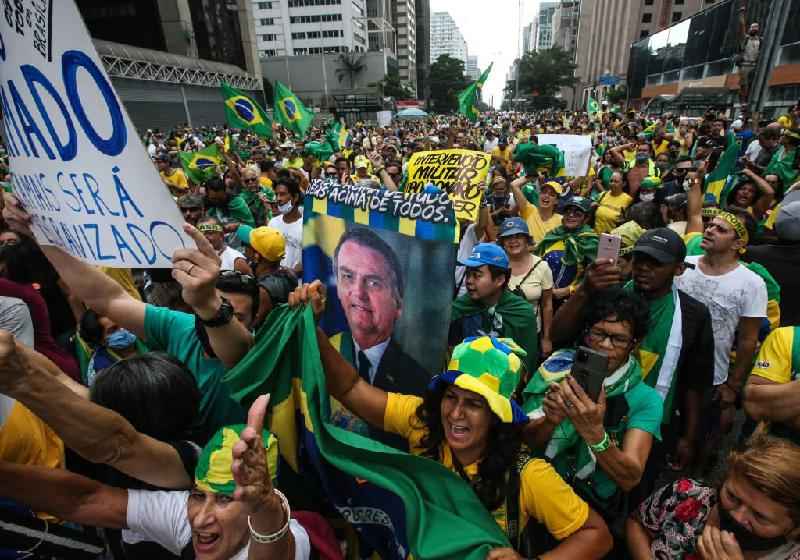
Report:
0,331,192,489
509,176,532,213
685,164,706,235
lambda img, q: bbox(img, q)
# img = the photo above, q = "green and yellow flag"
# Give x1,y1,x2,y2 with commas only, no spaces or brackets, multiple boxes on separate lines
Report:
705,132,739,205
587,96,600,120
179,144,223,184
458,63,492,122
220,82,273,139
273,80,314,138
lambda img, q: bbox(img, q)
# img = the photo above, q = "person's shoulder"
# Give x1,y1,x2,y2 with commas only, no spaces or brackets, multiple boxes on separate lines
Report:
676,289,709,315
627,380,664,410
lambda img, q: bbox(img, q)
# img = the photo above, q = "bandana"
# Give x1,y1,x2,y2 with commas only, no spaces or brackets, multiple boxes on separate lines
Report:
704,207,749,244
198,223,224,233
611,221,645,257
639,176,663,190
195,424,279,495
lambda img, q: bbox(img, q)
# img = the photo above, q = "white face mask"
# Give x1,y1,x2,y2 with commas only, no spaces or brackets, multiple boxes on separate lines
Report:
278,201,293,215
640,192,655,202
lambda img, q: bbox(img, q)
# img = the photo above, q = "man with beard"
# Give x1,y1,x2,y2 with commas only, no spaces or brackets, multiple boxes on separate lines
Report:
551,227,714,489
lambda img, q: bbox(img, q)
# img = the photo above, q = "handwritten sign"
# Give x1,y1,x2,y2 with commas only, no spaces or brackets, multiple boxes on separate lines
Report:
537,135,593,177
405,149,490,222
0,0,190,267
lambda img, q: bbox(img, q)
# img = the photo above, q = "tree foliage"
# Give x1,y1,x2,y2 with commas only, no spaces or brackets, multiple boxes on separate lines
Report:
429,54,468,113
335,53,366,89
604,84,627,104
506,46,578,100
375,70,415,99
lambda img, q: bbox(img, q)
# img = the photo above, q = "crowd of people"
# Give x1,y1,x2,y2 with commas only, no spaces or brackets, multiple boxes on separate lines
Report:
1,102,800,560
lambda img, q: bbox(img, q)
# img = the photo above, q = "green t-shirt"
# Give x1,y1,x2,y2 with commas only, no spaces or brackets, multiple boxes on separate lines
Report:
144,305,246,443
550,380,663,504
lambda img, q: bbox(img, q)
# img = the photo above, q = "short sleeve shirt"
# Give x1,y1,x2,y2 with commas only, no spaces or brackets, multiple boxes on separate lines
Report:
143,305,246,442
594,192,633,234
519,202,563,246
126,490,311,559
383,393,589,540
751,326,799,384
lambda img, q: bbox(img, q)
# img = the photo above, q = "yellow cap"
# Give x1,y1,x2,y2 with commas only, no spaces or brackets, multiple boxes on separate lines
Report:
250,226,286,262
354,155,370,169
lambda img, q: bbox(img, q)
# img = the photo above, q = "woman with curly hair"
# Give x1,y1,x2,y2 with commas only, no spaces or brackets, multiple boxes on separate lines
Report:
300,291,613,560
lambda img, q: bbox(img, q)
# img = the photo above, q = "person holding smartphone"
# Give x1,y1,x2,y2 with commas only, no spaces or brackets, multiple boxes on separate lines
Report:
522,289,663,526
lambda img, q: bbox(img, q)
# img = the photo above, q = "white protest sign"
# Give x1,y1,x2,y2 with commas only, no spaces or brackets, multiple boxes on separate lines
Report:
537,134,593,177
0,0,190,267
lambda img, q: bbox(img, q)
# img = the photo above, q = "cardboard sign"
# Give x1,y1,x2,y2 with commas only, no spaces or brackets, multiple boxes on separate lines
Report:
405,149,490,222
0,0,190,267
537,134,593,177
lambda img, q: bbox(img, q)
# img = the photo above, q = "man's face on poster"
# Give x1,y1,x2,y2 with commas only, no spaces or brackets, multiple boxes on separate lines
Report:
336,240,402,349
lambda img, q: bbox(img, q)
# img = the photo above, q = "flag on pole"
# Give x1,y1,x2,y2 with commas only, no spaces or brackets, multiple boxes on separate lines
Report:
705,132,740,205
220,82,273,139
273,81,314,138
458,63,493,122
587,95,600,120
223,306,509,559
179,144,223,184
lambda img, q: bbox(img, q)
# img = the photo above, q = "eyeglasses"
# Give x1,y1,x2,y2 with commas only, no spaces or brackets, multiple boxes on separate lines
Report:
243,177,259,183
586,327,633,349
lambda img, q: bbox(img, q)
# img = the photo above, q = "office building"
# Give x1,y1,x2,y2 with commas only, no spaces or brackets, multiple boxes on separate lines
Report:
466,55,480,80
535,1,560,51
393,0,418,93
415,0,431,102
252,0,368,58
430,11,468,64
522,20,538,53
552,1,580,53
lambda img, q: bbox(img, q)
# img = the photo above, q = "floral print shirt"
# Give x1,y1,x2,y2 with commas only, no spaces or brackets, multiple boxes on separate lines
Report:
636,478,800,560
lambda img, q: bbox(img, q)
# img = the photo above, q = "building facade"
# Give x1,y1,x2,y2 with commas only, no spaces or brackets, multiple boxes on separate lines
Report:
535,1,560,51
430,11,468,64
251,0,368,58
552,0,580,53
415,0,431,102
392,0,418,93
522,20,538,53
466,55,480,80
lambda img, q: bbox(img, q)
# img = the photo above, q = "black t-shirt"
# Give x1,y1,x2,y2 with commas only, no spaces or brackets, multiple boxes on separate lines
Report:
746,243,800,326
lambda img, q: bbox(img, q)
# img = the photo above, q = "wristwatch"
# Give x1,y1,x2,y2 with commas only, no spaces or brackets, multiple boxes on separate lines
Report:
197,297,234,328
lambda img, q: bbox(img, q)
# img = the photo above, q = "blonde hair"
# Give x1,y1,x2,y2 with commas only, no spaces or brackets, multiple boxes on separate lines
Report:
728,425,800,525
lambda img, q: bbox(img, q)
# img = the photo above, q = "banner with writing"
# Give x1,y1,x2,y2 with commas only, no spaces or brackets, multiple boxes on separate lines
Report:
405,149,490,222
537,134,593,177
0,0,189,267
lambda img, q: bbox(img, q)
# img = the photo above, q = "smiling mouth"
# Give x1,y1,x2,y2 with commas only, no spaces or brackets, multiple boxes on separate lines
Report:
447,423,471,441
194,532,220,549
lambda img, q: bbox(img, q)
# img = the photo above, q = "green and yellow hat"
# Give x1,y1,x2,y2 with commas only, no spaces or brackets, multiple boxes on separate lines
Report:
428,336,528,424
194,424,279,495
611,220,646,257
640,176,663,190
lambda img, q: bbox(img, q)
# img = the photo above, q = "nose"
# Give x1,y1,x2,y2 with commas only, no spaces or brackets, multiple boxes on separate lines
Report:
193,498,215,529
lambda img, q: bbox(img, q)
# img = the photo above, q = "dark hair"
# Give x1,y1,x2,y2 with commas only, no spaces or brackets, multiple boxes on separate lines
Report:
487,264,511,289
334,227,404,300
626,201,665,230
725,205,758,244
725,179,760,208
216,270,260,319
761,127,781,141
415,383,521,511
91,352,200,441
205,178,226,191
79,309,105,347
274,175,300,199
583,288,650,343
258,160,274,173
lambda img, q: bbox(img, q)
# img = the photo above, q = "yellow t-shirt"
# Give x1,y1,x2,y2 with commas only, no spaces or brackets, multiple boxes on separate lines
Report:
0,401,64,469
383,393,588,540
751,327,798,384
160,168,188,191
519,203,563,245
594,192,633,234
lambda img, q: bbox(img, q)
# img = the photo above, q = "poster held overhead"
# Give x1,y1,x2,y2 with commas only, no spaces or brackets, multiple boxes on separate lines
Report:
0,0,190,268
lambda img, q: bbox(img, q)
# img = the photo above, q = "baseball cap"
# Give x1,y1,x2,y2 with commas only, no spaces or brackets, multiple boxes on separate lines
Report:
459,242,510,270
238,225,286,262
177,193,203,209
354,155,370,169
631,227,687,264
541,180,564,195
776,191,800,242
563,196,592,214
499,217,531,238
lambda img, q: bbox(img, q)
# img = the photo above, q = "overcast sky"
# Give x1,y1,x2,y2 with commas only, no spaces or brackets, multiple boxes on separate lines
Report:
429,0,540,107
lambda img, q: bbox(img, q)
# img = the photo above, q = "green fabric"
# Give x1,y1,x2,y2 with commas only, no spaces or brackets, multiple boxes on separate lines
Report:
586,96,599,119
536,224,599,267
597,166,614,188
765,146,799,194
450,291,539,374
640,176,663,190
521,183,539,206
223,305,509,558
221,82,273,139
179,144,223,184
195,424,277,495
226,194,256,227
624,282,679,420
704,132,739,205
449,336,526,399
144,305,246,443
239,189,273,226
513,143,565,177
458,64,492,122
792,327,800,376
304,140,334,162
273,80,314,138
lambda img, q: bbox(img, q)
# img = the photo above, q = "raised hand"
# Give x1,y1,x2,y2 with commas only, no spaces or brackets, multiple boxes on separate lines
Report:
171,224,222,317
231,394,273,509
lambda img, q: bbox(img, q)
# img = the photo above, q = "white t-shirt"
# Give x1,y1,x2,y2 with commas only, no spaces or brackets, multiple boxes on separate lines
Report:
745,140,762,164
220,246,247,271
268,215,303,271
675,256,767,385
126,490,311,560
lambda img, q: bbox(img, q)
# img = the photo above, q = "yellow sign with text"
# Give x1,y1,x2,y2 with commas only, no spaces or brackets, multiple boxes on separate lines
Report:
405,149,490,221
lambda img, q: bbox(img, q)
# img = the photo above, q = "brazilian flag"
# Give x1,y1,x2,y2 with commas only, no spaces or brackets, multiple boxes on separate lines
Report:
457,63,492,122
179,144,223,184
221,82,272,139
273,80,314,138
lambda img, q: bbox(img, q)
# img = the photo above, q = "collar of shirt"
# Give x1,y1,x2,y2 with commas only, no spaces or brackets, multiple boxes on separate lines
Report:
354,338,391,384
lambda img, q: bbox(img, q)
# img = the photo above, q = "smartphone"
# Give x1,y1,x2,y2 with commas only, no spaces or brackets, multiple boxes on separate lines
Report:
571,346,609,402
597,233,622,264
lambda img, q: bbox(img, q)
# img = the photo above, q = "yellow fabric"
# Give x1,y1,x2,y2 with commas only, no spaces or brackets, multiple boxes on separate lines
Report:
259,176,273,189
751,327,795,384
0,401,64,468
683,231,702,245
383,393,589,540
519,203,563,245
160,168,188,191
652,139,670,156
450,372,513,423
491,146,514,172
285,157,304,169
100,267,142,301
594,192,633,234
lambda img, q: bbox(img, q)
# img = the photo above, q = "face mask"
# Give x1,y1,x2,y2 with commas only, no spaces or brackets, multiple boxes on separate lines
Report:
636,154,649,165
640,192,655,202
106,328,137,350
657,163,671,172
718,505,788,552
278,201,293,215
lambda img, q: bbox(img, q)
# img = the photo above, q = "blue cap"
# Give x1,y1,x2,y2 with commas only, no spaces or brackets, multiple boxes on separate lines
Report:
499,217,531,238
459,242,510,270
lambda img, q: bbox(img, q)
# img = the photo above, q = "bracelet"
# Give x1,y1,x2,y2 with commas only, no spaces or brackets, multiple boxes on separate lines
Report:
588,431,611,454
248,489,291,544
